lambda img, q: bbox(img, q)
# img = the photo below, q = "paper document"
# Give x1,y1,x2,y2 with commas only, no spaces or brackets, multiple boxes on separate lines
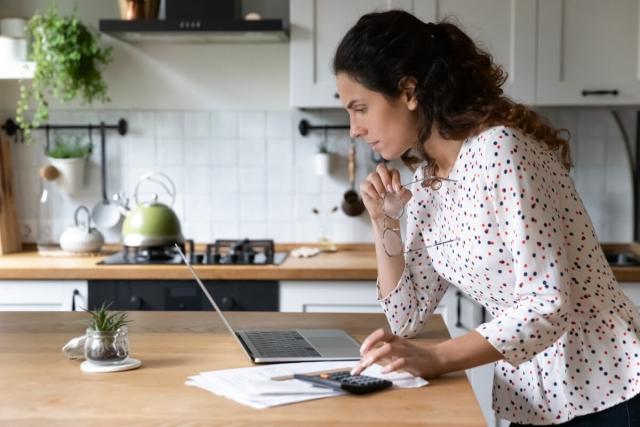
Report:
186,360,428,409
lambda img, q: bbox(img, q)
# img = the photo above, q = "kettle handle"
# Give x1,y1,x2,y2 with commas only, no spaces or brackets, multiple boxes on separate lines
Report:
134,171,176,207
74,205,92,231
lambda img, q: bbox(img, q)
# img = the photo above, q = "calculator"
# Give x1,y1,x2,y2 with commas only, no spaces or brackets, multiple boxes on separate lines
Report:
293,370,393,395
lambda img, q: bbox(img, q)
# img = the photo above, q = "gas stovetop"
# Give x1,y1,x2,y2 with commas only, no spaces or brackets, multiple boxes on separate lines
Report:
98,239,287,265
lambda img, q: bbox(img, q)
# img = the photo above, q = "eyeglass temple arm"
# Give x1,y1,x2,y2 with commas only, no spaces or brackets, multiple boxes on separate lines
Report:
400,176,457,188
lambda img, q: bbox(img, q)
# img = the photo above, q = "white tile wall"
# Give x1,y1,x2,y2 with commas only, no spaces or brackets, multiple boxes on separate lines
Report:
8,107,636,245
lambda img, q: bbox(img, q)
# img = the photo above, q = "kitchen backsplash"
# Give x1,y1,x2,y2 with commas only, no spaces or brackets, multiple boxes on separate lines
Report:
6,107,635,244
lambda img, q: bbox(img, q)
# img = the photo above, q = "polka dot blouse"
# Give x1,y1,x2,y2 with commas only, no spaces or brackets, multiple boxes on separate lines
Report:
378,126,640,425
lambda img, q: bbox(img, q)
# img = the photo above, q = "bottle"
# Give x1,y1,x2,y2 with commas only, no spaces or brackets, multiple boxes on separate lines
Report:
37,164,60,253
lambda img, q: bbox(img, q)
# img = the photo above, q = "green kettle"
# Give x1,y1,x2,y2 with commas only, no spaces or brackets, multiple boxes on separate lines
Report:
121,172,183,247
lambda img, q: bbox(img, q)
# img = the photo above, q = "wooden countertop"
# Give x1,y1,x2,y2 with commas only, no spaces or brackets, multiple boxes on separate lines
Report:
0,311,485,426
2,243,640,282
0,244,378,281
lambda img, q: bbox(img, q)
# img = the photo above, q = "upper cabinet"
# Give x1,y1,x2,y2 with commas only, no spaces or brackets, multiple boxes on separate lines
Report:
290,0,536,108
536,0,640,105
291,0,640,108
413,0,537,104
290,0,412,108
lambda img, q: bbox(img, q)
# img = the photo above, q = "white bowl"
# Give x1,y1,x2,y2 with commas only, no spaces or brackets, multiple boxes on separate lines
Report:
0,36,27,62
0,18,27,39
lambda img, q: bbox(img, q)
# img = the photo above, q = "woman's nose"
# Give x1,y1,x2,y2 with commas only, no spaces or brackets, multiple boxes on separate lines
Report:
350,124,365,139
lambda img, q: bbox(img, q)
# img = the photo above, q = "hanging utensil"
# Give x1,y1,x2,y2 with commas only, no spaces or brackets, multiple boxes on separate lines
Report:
91,122,122,230
341,139,366,216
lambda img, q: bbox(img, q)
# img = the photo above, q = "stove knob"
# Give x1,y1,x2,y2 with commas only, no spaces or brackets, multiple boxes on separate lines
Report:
212,253,221,264
129,295,143,310
220,296,235,310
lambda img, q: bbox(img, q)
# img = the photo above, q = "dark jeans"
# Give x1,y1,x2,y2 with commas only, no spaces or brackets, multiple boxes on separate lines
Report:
510,393,640,427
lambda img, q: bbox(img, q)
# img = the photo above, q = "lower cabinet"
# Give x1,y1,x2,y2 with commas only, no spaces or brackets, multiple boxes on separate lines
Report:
0,280,88,311
279,280,382,313
619,283,640,309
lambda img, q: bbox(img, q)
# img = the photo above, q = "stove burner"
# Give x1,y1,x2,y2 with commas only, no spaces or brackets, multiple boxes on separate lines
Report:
99,239,287,266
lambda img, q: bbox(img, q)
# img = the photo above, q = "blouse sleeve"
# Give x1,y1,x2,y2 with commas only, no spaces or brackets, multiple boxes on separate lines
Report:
378,167,450,338
475,127,571,366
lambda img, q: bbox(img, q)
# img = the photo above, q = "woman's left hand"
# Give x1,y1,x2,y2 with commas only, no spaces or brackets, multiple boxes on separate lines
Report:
350,328,444,378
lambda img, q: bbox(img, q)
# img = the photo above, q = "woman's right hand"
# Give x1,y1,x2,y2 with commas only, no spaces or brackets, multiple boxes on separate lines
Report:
360,164,412,220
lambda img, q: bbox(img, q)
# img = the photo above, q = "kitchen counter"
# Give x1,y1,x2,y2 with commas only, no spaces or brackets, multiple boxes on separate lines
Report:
2,243,640,282
0,311,485,426
0,243,378,281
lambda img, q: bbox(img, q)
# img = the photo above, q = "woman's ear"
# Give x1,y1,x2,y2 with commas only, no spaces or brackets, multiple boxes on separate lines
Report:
399,77,419,111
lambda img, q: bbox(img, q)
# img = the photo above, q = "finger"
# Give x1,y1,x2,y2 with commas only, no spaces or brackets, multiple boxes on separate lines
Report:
359,328,391,355
376,164,393,193
357,342,394,373
366,172,387,199
381,357,407,374
390,169,403,192
351,342,392,375
360,181,382,202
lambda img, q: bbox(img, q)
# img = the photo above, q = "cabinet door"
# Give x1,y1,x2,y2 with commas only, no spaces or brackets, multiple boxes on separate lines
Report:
279,280,382,312
0,280,88,311
290,0,412,108
619,283,640,309
413,0,537,104
537,0,640,105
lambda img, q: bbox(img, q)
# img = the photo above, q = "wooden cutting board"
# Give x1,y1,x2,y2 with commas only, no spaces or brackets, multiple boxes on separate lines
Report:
0,132,22,254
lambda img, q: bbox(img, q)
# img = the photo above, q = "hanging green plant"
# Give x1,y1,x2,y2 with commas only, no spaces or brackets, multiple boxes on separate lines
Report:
16,5,113,142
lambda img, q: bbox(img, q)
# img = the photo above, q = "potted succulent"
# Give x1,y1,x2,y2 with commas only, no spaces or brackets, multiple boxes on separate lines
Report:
84,303,131,365
47,134,93,194
16,5,112,143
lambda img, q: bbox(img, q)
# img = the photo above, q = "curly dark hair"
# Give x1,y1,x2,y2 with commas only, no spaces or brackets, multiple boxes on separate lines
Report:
333,10,571,171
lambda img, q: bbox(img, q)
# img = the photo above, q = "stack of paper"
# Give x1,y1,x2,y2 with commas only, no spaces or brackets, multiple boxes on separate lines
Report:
186,361,428,409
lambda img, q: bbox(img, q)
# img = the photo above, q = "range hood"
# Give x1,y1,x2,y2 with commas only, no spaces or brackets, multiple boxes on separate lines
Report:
99,0,288,43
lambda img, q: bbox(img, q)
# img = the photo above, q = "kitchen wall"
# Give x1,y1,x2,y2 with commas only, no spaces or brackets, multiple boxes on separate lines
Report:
1,0,636,244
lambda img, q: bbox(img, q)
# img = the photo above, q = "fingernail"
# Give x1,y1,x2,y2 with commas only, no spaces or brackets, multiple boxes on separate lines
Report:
394,184,400,192
381,366,391,374
386,184,392,192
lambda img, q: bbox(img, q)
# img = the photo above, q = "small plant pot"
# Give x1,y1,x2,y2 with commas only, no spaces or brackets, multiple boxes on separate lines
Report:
314,152,331,176
84,327,129,365
48,157,86,194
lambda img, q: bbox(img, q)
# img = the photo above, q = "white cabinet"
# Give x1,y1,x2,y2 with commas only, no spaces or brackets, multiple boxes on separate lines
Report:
537,0,640,105
290,0,536,108
0,280,88,311
620,282,640,309
413,0,537,104
279,280,382,312
290,0,413,108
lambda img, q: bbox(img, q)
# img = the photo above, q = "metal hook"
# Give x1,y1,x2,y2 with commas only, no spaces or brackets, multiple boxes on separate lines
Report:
45,125,50,154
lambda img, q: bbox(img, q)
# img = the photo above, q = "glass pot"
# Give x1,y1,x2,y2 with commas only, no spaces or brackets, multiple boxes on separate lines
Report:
84,327,129,365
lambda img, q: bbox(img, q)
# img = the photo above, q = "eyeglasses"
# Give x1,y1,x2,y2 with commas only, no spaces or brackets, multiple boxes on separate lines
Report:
382,174,459,257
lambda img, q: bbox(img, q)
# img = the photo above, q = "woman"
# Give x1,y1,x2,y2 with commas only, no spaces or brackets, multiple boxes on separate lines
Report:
334,10,640,426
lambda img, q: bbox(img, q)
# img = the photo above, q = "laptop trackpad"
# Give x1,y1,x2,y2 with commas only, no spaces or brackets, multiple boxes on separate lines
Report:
299,330,361,357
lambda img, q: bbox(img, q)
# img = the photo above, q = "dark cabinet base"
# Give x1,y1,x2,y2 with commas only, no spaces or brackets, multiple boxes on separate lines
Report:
89,280,279,311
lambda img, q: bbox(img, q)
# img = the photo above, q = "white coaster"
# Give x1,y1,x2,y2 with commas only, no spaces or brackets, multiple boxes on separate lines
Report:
81,357,142,373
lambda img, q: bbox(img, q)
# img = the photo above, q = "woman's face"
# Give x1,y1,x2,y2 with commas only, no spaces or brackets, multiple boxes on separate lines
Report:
336,72,420,160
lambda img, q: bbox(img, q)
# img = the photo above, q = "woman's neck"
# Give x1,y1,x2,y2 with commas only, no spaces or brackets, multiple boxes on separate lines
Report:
423,131,464,177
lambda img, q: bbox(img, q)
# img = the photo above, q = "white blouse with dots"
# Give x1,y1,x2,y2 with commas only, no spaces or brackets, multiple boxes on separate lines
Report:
379,126,640,425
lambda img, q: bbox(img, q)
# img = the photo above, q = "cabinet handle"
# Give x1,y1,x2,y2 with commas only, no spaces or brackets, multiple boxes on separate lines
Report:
333,92,339,99
455,291,471,331
581,89,619,96
129,295,143,310
71,289,80,311
220,296,235,310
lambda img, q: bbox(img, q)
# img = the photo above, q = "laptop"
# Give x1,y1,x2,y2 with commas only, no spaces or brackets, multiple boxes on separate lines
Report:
175,245,362,363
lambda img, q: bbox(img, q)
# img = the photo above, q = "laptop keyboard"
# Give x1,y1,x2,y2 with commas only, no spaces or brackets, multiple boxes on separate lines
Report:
244,331,321,358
